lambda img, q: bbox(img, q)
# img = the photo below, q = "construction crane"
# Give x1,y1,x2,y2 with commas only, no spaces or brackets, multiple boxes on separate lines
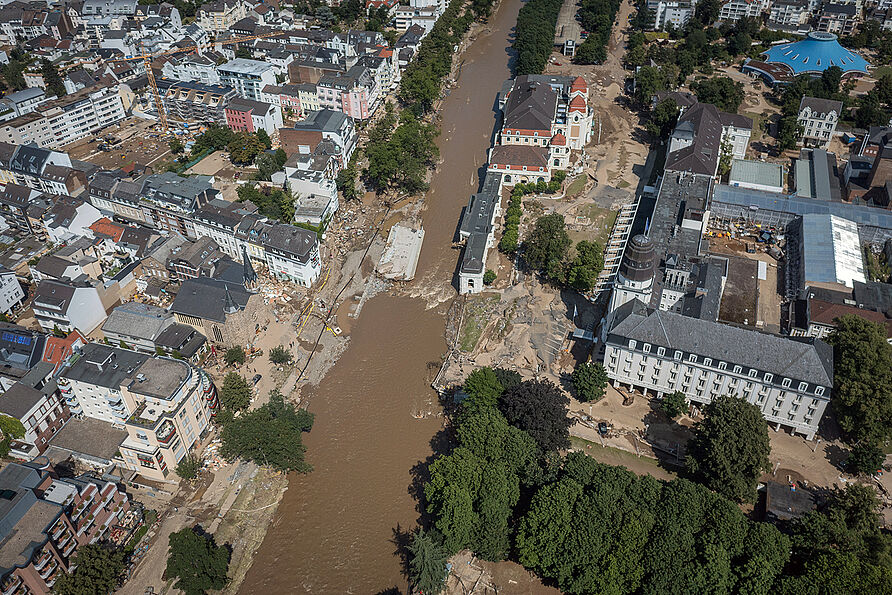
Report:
108,31,290,133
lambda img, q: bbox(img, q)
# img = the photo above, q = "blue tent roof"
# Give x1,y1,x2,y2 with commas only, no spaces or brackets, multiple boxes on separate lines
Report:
762,32,870,76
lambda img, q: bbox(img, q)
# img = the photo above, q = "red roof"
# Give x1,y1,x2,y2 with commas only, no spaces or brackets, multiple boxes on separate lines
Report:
551,133,566,146
569,95,587,112
570,76,587,93
89,217,124,242
809,299,892,336
42,330,86,373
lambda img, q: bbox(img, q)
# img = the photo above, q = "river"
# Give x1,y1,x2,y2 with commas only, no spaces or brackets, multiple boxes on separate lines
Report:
239,0,522,592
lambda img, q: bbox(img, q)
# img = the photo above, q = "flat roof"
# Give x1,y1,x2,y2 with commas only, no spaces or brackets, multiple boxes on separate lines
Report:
48,417,127,461
729,159,784,189
61,344,149,389
801,213,866,288
378,225,424,281
128,358,190,401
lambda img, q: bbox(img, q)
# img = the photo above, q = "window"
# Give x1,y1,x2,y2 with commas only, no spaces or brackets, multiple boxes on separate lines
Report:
688,354,697,363
718,362,727,371
704,358,712,367
674,351,682,360
798,382,808,392
764,373,773,383
782,378,791,388
733,365,742,374
657,347,665,356
643,344,651,353
136,432,148,441
815,386,825,396
629,340,637,349
748,369,758,378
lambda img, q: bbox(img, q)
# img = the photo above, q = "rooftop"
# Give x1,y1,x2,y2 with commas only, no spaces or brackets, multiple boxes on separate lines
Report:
729,159,784,189
799,213,866,289
47,417,127,461
762,32,870,76
101,302,172,342
61,343,149,389
127,358,190,401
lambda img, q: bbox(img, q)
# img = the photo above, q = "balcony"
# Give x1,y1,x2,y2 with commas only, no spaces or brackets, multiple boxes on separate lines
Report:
155,419,176,445
50,519,66,540
38,559,56,579
62,539,76,558
33,550,52,572
1,575,21,595
55,531,71,550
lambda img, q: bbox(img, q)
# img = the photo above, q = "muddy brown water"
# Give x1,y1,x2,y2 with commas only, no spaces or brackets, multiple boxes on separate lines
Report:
240,1,522,592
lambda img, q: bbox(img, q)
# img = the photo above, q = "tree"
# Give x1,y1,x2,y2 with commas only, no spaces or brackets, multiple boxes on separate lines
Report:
192,125,234,154
646,98,680,140
40,58,66,98
571,361,608,402
224,346,246,366
220,372,251,412
634,66,668,107
256,128,272,150
253,152,284,181
483,269,496,285
777,114,803,151
234,45,252,59
499,379,572,452
227,132,265,165
220,390,315,472
166,526,230,595
236,184,295,222
492,368,521,391
407,528,449,594
523,214,571,284
661,391,688,419
463,367,504,411
847,441,885,475
53,543,125,595
0,414,25,457
176,453,201,480
686,395,770,503
691,77,745,113
169,138,185,154
827,315,892,443
269,345,293,365
565,240,603,290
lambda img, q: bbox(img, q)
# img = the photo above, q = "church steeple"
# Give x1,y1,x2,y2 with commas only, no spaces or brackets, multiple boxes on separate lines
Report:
242,244,257,291
223,285,238,314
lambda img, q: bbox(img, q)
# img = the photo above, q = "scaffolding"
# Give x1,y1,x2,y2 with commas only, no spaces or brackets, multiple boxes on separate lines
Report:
593,196,640,296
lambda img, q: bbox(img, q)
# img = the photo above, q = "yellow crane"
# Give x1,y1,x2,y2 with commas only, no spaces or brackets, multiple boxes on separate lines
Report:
108,31,290,133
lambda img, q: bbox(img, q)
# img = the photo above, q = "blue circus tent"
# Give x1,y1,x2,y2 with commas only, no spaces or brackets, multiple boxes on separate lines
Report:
762,32,870,77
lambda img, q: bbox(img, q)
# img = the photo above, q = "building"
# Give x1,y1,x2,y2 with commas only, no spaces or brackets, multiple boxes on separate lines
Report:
162,81,235,126
768,0,810,29
0,265,24,316
795,213,866,293
224,97,284,135
744,32,870,86
59,343,148,423
798,96,843,149
647,0,696,29
0,324,48,391
101,302,174,353
117,356,216,481
0,364,69,459
0,460,131,595
0,88,47,120
718,0,764,22
160,54,220,85
789,286,892,341
217,58,276,101
728,159,784,193
198,0,248,32
795,148,842,200
170,276,254,343
31,279,106,336
281,109,357,165
818,3,859,36
665,102,752,177
604,302,832,439
458,172,501,294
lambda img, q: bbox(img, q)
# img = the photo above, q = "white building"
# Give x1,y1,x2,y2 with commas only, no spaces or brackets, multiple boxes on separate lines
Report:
217,59,277,101
31,279,106,335
59,343,148,424
798,96,843,149
604,303,833,439
160,54,221,85
0,266,23,316
647,0,697,29
769,0,810,27
718,0,764,22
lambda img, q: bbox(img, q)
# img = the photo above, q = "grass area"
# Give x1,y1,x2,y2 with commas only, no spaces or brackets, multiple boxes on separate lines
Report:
459,294,500,352
565,175,587,197
744,112,765,143
873,65,892,79
576,204,618,247
863,245,890,282
569,436,679,479
644,31,669,41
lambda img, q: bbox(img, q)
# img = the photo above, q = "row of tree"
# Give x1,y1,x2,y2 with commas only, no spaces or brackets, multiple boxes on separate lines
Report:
573,0,622,65
364,102,439,194
236,183,296,223
497,174,566,254
513,0,564,75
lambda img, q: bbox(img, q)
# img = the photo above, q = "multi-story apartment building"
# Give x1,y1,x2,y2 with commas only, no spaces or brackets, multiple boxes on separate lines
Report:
198,0,247,32
604,302,832,439
100,302,175,353
160,53,220,85
0,265,24,316
818,3,859,35
281,108,357,165
59,343,146,423
0,364,70,459
32,280,107,336
798,96,843,149
162,81,235,126
647,0,697,30
718,0,764,21
0,324,48,391
317,66,379,120
0,86,125,149
0,460,131,595
82,0,138,17
224,98,284,135
768,0,810,28
217,58,276,101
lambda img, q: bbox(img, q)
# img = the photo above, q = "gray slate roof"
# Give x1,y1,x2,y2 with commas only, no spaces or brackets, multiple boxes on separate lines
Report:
101,302,172,341
170,277,250,323
609,306,833,386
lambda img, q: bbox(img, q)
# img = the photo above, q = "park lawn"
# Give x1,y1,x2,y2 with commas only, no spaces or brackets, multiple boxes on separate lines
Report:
873,65,892,80
574,204,618,247
565,175,587,197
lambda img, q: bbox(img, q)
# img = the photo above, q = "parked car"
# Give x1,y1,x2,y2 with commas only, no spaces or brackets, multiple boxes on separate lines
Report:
252,373,262,385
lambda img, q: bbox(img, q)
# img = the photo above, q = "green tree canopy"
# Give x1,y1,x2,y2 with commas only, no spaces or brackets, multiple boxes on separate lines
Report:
223,346,245,366
661,391,688,419
685,395,771,503
523,214,571,284
0,414,25,457
565,240,604,290
53,543,125,595
227,132,265,165
169,138,185,154
691,77,745,113
219,372,251,413
827,315,892,443
41,58,66,97
269,345,293,365
499,379,571,452
646,98,680,140
176,453,201,480
256,128,272,149
571,361,608,402
166,526,230,595
407,528,449,594
847,441,885,475
220,390,314,472
462,367,504,411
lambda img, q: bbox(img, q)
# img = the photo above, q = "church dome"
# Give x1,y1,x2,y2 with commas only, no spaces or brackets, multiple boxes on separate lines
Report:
619,234,655,283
